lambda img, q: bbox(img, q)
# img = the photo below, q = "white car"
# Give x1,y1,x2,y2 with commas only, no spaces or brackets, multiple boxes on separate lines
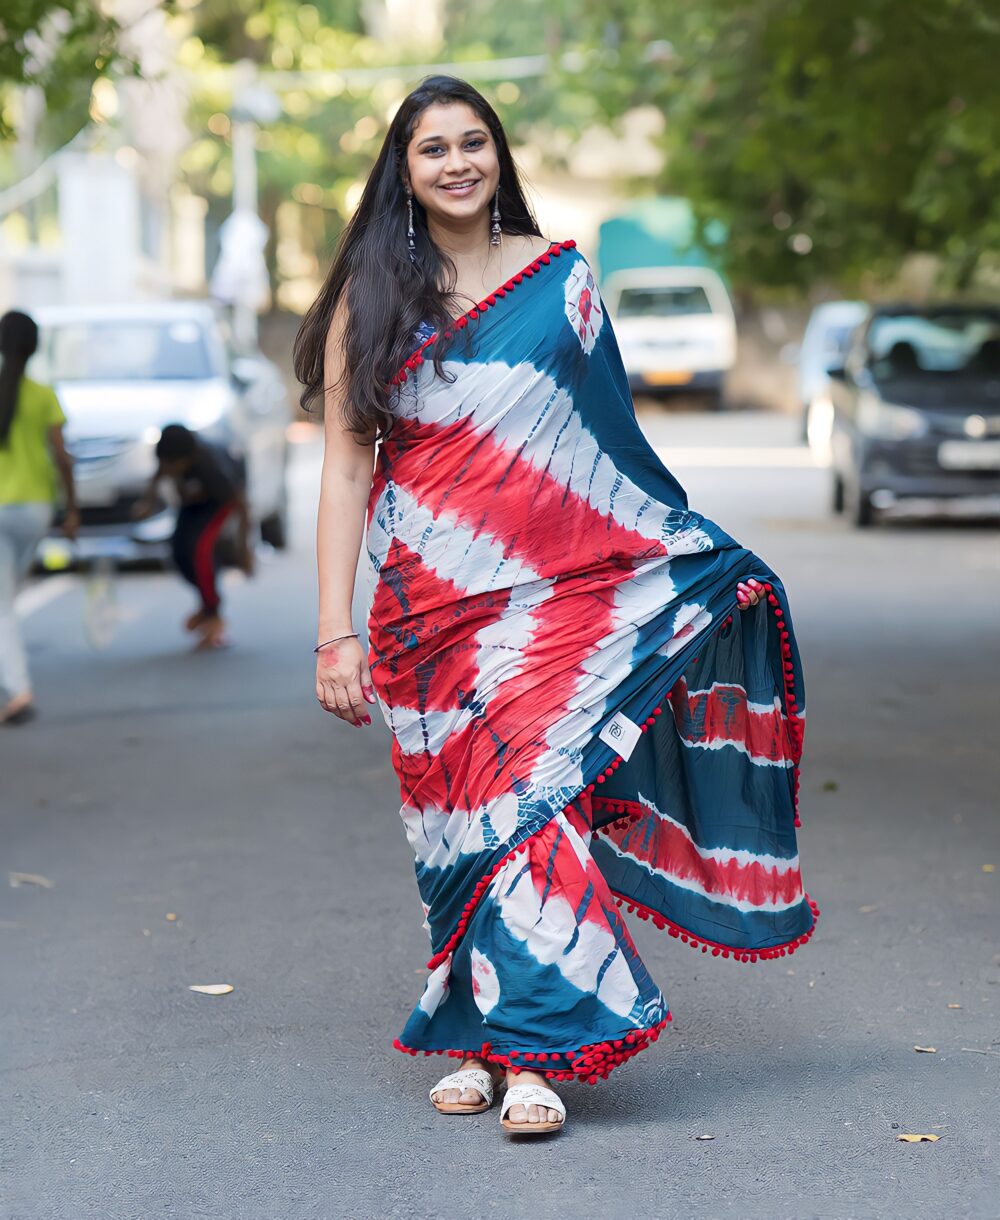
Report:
602,266,737,408
33,301,290,561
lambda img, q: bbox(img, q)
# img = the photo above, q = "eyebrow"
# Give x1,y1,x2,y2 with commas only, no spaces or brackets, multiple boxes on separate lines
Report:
416,128,488,146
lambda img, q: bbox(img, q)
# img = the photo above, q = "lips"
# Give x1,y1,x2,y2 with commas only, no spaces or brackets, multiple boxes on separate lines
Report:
438,179,481,196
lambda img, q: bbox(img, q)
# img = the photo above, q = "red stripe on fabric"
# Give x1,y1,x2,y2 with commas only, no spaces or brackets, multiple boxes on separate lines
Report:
427,567,622,803
523,808,627,933
668,677,796,765
382,414,667,581
601,800,805,909
369,537,513,715
193,504,233,610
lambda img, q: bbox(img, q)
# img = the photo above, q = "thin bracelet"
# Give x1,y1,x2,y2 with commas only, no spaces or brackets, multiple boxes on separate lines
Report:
314,633,359,653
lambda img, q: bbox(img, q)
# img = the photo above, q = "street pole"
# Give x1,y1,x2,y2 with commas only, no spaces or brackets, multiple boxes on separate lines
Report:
230,59,259,349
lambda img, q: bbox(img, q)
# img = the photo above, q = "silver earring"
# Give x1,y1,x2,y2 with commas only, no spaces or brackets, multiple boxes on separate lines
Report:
406,191,416,262
490,189,501,247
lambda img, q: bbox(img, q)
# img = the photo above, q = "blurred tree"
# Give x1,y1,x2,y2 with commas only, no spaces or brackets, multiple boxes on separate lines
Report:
0,1,124,141
571,0,1000,290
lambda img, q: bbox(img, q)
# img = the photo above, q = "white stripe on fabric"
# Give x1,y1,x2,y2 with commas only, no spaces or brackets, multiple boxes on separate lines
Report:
415,359,715,553
367,481,543,595
492,831,640,1019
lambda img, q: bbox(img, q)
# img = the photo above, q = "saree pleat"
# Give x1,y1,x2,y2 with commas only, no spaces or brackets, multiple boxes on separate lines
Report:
367,241,817,1082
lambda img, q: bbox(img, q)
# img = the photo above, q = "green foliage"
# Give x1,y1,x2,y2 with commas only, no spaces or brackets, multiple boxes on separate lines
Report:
7,0,996,295
0,0,123,140
572,0,1000,290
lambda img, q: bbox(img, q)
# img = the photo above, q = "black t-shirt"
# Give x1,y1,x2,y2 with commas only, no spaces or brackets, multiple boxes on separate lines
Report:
170,440,244,507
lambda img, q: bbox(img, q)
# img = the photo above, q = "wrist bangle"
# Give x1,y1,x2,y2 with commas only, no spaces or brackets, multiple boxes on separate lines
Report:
314,632,359,652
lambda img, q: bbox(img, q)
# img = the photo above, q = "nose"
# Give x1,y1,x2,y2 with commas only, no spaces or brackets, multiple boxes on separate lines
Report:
443,144,471,175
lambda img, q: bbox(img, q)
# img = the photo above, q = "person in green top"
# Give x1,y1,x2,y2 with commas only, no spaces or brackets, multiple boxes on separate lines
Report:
0,309,78,725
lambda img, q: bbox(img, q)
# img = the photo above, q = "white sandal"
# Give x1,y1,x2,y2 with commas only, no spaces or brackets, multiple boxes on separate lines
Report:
500,1083,567,1135
429,1068,496,1115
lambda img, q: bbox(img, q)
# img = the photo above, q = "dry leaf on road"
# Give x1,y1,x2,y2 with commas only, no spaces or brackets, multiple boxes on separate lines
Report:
897,1134,940,1143
8,872,54,889
188,984,234,996
913,1046,937,1053
947,1003,962,1009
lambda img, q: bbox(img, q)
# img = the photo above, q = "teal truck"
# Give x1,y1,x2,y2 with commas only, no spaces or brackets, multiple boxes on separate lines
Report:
598,198,736,407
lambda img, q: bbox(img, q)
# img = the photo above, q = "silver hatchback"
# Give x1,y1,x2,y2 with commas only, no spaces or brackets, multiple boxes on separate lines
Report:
33,301,290,561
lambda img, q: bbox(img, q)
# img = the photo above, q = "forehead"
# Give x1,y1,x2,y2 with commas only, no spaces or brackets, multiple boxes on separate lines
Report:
409,102,487,144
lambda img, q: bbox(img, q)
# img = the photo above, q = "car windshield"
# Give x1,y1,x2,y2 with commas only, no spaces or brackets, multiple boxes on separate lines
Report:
822,322,858,354
868,312,1000,382
616,285,713,318
38,319,217,382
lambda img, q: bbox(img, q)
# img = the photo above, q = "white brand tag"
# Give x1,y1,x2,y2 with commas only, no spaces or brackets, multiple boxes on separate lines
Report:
598,711,642,762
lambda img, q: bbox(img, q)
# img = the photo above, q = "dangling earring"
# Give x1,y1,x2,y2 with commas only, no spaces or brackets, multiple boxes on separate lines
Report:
406,190,416,262
490,188,501,247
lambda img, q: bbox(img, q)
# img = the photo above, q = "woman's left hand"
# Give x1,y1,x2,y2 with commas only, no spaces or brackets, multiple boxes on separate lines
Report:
736,578,764,609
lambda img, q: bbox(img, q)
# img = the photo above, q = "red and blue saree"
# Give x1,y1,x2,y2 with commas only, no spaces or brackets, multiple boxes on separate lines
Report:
366,239,818,1084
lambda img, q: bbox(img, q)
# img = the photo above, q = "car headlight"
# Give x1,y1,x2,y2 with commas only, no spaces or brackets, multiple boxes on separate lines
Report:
186,383,232,430
857,393,928,440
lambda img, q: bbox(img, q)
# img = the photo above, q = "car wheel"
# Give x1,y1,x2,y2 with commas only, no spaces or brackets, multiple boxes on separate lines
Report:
845,476,876,527
832,473,845,513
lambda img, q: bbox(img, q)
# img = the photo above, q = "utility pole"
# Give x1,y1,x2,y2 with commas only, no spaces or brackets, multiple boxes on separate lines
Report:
209,60,279,351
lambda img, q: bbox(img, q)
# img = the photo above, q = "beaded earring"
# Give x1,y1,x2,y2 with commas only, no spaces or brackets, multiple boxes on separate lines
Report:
406,190,416,262
490,188,501,247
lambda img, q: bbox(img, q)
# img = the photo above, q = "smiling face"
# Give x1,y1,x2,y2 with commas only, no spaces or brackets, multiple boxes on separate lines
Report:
405,102,500,232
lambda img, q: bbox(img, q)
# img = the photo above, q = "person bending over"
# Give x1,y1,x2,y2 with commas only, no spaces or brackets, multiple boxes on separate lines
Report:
135,424,252,648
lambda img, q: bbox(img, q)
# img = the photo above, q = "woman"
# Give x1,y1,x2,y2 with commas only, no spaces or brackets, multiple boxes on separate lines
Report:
296,76,816,1136
0,310,78,725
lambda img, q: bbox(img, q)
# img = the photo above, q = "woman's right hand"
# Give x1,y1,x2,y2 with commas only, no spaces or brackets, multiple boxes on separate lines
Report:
61,507,80,542
315,635,377,727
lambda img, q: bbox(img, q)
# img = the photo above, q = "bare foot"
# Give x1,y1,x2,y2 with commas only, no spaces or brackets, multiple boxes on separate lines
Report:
194,614,228,650
185,607,211,633
503,1069,564,1127
430,1056,501,1109
1,690,35,725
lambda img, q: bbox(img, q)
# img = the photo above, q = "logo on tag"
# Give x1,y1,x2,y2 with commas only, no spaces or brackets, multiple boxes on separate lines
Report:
598,711,642,761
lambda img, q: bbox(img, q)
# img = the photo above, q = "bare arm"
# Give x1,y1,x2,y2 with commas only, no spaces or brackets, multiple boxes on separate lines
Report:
48,424,79,540
132,465,162,520
315,302,377,726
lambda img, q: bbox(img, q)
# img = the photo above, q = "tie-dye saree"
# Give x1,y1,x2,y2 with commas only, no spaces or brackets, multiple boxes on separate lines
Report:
365,239,818,1084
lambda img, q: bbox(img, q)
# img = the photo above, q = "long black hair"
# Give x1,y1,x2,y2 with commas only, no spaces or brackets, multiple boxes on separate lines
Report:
293,75,542,438
0,311,39,448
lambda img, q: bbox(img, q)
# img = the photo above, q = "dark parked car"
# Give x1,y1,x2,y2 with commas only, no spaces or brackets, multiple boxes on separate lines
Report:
828,304,1000,525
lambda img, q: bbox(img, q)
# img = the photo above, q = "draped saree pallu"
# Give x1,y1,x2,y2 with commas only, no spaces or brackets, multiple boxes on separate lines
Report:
365,239,818,1085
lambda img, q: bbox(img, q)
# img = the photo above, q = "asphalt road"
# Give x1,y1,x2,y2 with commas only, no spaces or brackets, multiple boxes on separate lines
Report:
3,412,999,1220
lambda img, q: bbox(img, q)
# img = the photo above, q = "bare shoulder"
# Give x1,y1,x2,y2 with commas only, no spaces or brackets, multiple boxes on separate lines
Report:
505,233,559,262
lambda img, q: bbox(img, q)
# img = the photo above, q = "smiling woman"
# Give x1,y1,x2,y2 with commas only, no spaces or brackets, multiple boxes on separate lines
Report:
295,75,814,1140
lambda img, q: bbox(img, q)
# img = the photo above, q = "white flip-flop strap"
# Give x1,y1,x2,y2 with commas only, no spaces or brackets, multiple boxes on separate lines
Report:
429,1068,494,1104
500,1083,566,1121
